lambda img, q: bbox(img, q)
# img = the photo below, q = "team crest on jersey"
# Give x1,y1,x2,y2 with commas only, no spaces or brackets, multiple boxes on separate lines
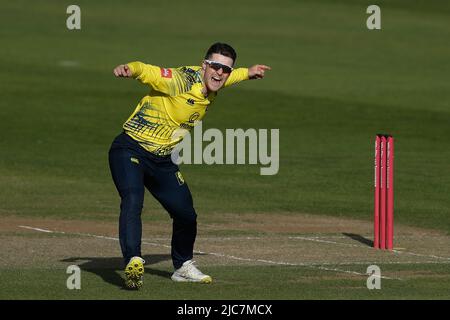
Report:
189,112,200,123
175,171,185,185
160,68,172,78
186,98,195,106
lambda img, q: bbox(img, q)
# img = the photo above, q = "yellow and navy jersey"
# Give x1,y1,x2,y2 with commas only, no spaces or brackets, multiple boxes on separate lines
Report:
123,61,249,156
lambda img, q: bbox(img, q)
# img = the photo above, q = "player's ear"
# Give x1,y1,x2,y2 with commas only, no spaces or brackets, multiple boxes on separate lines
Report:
201,60,207,71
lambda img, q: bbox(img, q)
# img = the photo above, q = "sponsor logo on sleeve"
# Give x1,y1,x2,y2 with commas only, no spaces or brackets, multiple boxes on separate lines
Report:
160,68,172,78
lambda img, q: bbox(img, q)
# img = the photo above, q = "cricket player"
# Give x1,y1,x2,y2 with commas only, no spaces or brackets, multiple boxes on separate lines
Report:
109,42,270,289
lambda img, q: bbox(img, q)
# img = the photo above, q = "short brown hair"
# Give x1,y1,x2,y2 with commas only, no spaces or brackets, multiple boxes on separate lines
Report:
204,42,237,64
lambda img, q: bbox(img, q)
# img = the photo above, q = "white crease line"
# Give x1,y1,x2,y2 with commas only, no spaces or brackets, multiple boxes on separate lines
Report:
143,236,265,241
391,250,450,261
316,266,392,278
317,260,450,266
191,249,399,279
19,226,55,233
18,225,449,262
289,236,364,248
289,236,450,261
18,225,403,280
146,234,450,243
19,225,120,242
323,235,450,239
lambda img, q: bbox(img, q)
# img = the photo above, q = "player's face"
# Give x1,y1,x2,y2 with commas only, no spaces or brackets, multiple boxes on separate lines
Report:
202,53,234,92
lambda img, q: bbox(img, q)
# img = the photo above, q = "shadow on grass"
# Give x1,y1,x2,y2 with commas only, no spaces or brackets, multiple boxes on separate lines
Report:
342,233,373,247
61,254,173,289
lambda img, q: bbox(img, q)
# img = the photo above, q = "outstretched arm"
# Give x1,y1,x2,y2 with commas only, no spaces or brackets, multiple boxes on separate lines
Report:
224,64,271,87
113,62,181,96
248,64,271,80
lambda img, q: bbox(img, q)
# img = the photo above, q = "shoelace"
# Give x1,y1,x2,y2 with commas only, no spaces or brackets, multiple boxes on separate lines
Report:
182,261,204,276
130,257,145,265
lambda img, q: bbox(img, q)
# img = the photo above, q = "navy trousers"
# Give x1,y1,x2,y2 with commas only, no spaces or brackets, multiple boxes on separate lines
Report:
108,132,197,269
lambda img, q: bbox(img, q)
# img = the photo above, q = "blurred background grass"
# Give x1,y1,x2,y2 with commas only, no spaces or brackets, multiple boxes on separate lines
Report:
1,0,449,232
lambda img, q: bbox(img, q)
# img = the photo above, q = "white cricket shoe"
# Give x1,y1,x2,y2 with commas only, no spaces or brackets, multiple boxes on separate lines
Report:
171,260,212,283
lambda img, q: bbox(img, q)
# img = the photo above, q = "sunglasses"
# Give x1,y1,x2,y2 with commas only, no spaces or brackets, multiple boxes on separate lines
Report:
204,60,233,74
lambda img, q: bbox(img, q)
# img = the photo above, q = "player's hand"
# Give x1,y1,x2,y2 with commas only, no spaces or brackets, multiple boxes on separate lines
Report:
113,64,132,77
248,64,271,80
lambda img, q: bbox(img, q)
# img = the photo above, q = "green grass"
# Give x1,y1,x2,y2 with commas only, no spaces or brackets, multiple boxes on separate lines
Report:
1,264,449,299
1,0,449,231
1,0,449,300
